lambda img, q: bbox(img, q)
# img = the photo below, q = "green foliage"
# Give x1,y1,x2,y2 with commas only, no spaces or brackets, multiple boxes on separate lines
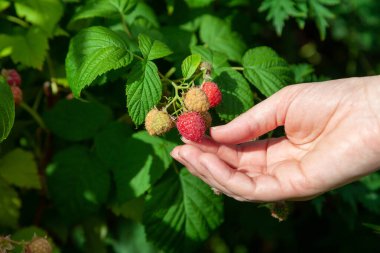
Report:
0,77,14,143
0,0,379,252
243,46,294,97
143,169,223,253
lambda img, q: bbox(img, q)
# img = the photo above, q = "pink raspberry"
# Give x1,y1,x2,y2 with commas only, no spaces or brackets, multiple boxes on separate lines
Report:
201,81,222,108
1,69,22,86
176,112,206,142
11,85,23,106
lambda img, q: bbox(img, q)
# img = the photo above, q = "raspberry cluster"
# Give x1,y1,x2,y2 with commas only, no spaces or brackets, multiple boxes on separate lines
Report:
145,61,222,142
25,236,52,253
1,68,23,106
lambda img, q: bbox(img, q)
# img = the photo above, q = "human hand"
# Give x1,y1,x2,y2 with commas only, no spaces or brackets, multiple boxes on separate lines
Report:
170,76,380,202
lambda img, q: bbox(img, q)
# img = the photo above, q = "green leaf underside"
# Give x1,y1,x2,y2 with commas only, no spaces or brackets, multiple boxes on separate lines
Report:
214,69,254,121
43,99,112,141
14,0,64,35
0,148,40,189
181,54,202,80
46,146,110,222
200,15,246,62
0,27,49,69
143,169,223,253
126,61,162,125
66,26,133,97
0,78,15,143
0,178,20,228
138,34,173,60
242,46,293,97
95,129,175,203
69,0,137,25
259,0,306,35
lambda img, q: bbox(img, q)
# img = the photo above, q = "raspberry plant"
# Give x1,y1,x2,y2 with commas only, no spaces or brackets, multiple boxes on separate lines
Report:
1,0,380,253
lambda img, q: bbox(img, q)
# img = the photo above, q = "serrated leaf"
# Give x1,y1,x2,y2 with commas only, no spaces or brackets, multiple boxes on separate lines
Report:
200,15,246,62
0,77,15,143
0,148,40,189
0,178,21,228
0,27,49,69
181,54,201,80
108,131,176,203
69,0,137,25
259,0,306,35
242,46,293,97
143,169,223,253
66,26,133,97
46,146,110,223
214,69,254,121
309,0,338,40
126,61,161,125
125,2,159,28
43,99,112,141
14,0,63,35
138,34,173,60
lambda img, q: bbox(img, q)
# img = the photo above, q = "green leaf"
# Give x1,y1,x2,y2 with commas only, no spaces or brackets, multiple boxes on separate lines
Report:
185,0,214,8
43,99,112,141
109,131,176,202
259,0,306,35
125,2,159,28
143,169,223,253
190,46,229,70
66,26,133,97
138,34,173,60
361,173,380,191
111,196,145,221
200,15,246,62
11,226,57,253
181,54,202,80
309,0,338,40
0,1,10,12
126,61,162,125
46,146,110,223
0,27,49,69
291,63,315,83
0,178,21,228
214,69,254,121
242,46,293,97
0,77,15,143
69,0,137,25
0,148,40,189
14,0,63,35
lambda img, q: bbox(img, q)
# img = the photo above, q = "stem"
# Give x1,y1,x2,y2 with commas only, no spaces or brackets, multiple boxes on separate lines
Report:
3,15,29,28
120,12,132,38
20,102,47,130
231,66,244,71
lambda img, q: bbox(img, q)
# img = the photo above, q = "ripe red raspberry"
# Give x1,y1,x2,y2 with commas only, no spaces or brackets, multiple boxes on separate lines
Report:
145,108,173,135
1,69,22,86
25,237,52,253
176,112,206,142
201,81,222,108
10,85,23,106
183,87,209,112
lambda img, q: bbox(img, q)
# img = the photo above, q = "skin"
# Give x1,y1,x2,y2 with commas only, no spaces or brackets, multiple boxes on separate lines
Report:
170,76,380,202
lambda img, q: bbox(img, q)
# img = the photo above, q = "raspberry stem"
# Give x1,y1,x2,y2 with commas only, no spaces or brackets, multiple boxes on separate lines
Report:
20,102,47,130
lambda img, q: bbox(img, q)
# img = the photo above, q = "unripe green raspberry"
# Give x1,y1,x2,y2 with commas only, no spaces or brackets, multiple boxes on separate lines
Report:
145,108,174,136
25,237,52,253
183,87,210,112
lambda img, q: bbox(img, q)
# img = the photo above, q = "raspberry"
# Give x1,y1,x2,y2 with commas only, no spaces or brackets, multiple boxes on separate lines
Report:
25,237,52,253
10,85,23,106
1,69,21,86
201,81,222,108
145,108,173,135
201,111,212,129
176,112,206,142
268,201,291,222
183,87,209,112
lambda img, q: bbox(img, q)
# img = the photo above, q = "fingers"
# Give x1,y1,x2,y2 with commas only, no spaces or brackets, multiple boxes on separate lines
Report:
171,144,289,202
210,87,294,144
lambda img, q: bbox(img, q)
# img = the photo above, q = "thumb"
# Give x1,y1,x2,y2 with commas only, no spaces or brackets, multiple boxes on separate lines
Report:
210,87,293,144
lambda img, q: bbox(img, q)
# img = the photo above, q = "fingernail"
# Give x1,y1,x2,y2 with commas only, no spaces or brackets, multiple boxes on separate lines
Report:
181,136,190,143
170,149,179,159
